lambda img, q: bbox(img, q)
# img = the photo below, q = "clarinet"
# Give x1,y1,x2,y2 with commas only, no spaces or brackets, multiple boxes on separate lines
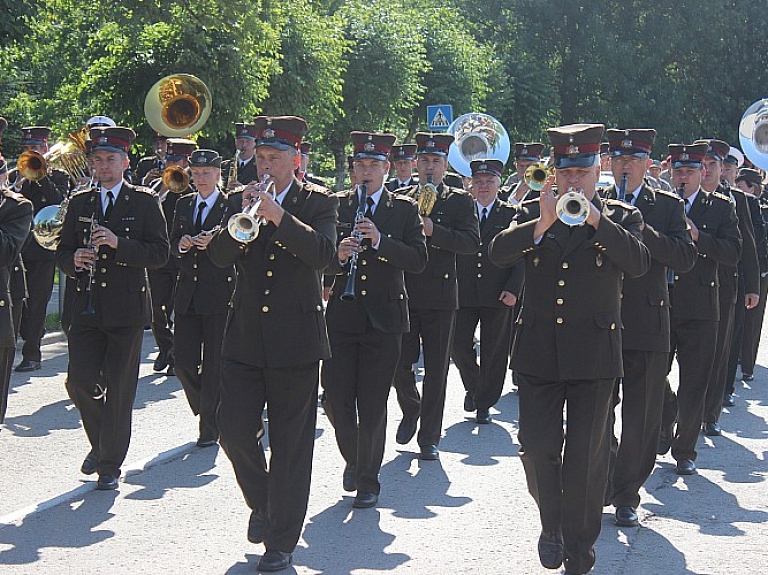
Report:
618,173,628,202
82,207,99,315
340,183,368,302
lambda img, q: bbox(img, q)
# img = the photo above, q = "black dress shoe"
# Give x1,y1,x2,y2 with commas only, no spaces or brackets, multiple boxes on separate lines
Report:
615,506,639,527
80,452,99,475
166,364,175,377
15,359,41,373
96,474,119,490
537,529,564,569
342,463,357,492
395,415,418,445
257,550,291,572
419,444,439,460
743,372,754,382
463,392,476,412
676,459,696,475
248,509,268,544
153,352,169,372
657,422,674,455
352,491,378,508
703,422,721,436
476,408,491,424
197,435,218,447
723,393,736,407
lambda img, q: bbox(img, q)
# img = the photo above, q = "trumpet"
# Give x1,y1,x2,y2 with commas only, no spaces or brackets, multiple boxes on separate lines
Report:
411,175,438,216
524,162,554,191
556,187,591,227
340,183,368,301
227,175,275,243
162,165,190,193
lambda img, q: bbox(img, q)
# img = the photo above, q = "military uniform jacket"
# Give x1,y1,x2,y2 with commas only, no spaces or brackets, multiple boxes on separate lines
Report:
488,195,651,381
718,184,759,299
0,190,34,347
12,168,68,262
402,183,480,310
135,155,163,183
457,199,523,308
55,184,170,328
221,157,258,186
385,176,418,192
604,184,697,352
207,179,339,369
170,191,236,316
326,189,427,334
669,188,741,322
150,179,186,271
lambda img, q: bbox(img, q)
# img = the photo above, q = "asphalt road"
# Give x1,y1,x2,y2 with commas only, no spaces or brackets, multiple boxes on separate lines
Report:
1,328,767,574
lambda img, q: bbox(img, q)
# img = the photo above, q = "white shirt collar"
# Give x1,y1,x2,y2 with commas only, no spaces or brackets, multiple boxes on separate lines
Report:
361,186,384,212
100,180,124,209
275,180,293,206
196,189,220,211
476,198,495,212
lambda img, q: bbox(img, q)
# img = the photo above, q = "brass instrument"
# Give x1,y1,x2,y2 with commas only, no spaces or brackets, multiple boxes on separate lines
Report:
523,162,554,192
447,112,511,176
17,151,47,182
144,74,211,137
341,183,368,301
556,187,591,227
227,175,275,243
162,165,190,193
227,150,240,188
411,175,438,216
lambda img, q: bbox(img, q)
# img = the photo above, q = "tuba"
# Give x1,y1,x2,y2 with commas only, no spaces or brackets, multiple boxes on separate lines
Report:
446,113,511,177
145,74,211,137
739,98,768,170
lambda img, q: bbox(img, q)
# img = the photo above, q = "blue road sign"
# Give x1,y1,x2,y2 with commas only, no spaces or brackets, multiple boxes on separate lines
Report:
427,105,453,132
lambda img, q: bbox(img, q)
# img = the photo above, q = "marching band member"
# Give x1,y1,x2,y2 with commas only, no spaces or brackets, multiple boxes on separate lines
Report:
135,131,168,185
56,125,169,490
500,142,546,204
323,131,426,508
489,124,650,574
385,143,418,191
171,149,235,446
452,158,521,424
221,122,258,189
207,115,338,573
392,132,480,460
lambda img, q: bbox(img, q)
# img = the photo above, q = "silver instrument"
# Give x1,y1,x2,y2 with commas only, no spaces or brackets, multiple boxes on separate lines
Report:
556,187,591,227
446,113,511,177
340,183,368,301
227,175,276,243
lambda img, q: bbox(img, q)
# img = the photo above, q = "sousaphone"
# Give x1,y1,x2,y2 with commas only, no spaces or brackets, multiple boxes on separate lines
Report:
447,112,511,177
144,74,212,137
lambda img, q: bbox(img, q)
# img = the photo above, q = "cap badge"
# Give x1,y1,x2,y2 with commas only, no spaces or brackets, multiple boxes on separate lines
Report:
426,139,435,148
521,147,528,155
621,139,632,148
566,144,579,155
263,128,275,139
680,153,690,161
99,136,108,144
266,119,273,126
480,163,487,170
364,141,375,152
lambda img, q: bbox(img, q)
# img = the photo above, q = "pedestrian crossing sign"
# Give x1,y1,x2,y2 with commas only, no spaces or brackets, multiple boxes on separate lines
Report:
427,105,453,132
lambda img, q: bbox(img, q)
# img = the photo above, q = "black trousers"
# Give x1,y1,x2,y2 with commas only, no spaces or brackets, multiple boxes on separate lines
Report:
322,329,401,494
393,308,456,446
702,279,737,425
19,258,56,362
148,268,176,361
66,323,144,477
174,311,226,439
0,346,15,424
517,373,614,575
720,281,746,415
219,359,318,554
608,350,668,508
666,317,718,462
452,306,511,410
740,273,768,378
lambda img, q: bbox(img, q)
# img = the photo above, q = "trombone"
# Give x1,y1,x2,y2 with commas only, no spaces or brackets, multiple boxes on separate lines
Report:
161,165,191,193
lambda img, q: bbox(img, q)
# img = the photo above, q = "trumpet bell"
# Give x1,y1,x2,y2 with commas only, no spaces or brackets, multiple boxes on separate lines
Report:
524,162,553,192
145,74,211,137
740,99,768,170
227,213,261,243
162,166,190,193
556,191,590,227
447,113,510,177
18,151,47,182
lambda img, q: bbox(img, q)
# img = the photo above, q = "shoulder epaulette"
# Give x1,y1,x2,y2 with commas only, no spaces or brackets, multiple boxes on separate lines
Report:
133,185,155,196
303,181,332,196
654,188,683,202
2,188,27,203
711,190,731,203
393,192,418,205
70,186,98,198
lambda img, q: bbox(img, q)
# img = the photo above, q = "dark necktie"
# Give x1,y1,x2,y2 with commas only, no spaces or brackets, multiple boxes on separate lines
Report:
104,191,115,220
364,196,375,219
625,192,635,205
195,202,205,232
480,207,488,229
685,198,691,214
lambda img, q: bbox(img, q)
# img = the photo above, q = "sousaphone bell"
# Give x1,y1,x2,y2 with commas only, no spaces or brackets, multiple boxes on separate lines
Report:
447,113,511,177
739,98,768,170
144,74,211,137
